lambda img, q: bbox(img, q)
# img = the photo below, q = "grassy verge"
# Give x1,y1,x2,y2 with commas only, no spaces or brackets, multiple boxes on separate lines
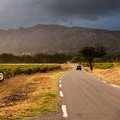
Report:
91,67,120,86
83,63,120,86
0,64,71,120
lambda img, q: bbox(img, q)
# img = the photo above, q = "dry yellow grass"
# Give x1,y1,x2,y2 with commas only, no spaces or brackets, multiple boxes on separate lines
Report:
0,64,71,120
91,67,120,86
0,73,56,119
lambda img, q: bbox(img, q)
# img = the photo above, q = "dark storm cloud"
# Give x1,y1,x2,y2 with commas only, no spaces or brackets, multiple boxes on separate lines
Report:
45,0,120,20
0,0,120,30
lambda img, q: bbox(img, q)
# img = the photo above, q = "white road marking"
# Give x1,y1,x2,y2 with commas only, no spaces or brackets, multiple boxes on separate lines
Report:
59,84,62,88
111,84,117,88
102,81,107,83
62,105,68,118
59,80,62,83
97,78,100,80
60,77,62,80
60,91,64,97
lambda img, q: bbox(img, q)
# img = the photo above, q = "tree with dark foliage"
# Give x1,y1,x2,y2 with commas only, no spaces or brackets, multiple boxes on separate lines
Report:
80,46,107,71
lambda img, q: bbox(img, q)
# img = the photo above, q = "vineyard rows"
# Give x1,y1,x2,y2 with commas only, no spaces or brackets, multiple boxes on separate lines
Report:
0,64,61,79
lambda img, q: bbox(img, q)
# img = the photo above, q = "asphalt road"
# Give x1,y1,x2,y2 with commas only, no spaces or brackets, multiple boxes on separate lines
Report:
60,64,120,120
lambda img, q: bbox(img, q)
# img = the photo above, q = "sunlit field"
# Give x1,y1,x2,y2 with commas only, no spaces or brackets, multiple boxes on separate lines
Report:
0,64,71,120
83,62,120,86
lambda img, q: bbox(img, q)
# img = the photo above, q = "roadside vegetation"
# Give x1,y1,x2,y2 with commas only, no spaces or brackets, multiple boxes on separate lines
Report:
0,64,72,120
82,62,120,69
0,64,61,79
82,62,120,86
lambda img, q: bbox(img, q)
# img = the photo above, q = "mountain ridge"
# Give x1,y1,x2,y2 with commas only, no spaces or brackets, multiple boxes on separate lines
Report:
0,24,120,54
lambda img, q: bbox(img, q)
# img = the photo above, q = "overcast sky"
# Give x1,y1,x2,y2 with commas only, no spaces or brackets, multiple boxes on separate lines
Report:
0,0,120,30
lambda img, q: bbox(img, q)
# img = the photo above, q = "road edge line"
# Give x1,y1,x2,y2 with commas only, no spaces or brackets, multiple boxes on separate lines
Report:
62,105,68,118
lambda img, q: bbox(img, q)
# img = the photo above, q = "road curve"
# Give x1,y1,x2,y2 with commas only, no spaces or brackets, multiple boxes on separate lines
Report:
60,64,120,120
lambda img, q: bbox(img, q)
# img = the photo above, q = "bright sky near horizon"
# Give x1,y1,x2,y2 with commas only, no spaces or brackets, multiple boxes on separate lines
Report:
0,0,120,30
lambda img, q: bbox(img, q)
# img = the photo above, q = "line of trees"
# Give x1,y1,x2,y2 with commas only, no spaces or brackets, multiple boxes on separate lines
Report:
0,53,72,63
1,46,120,68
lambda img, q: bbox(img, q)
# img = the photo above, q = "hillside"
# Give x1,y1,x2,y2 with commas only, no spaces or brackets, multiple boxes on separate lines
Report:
0,24,120,54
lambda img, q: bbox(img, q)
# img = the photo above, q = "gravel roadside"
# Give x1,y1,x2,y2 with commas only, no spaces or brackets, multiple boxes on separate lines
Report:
26,110,63,120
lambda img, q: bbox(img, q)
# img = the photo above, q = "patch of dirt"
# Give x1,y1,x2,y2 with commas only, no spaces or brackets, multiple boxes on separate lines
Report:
1,92,28,107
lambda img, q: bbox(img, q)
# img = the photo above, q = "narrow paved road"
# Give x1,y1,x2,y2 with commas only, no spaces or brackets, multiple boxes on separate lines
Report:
60,64,120,120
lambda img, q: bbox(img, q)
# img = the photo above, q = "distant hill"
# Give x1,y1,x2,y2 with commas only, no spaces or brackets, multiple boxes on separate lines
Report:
0,24,120,54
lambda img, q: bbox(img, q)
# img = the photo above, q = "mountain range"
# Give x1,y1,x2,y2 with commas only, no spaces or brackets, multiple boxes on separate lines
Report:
0,24,120,55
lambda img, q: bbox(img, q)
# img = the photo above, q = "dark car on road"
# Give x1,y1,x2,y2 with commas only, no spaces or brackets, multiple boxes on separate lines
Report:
76,66,82,70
